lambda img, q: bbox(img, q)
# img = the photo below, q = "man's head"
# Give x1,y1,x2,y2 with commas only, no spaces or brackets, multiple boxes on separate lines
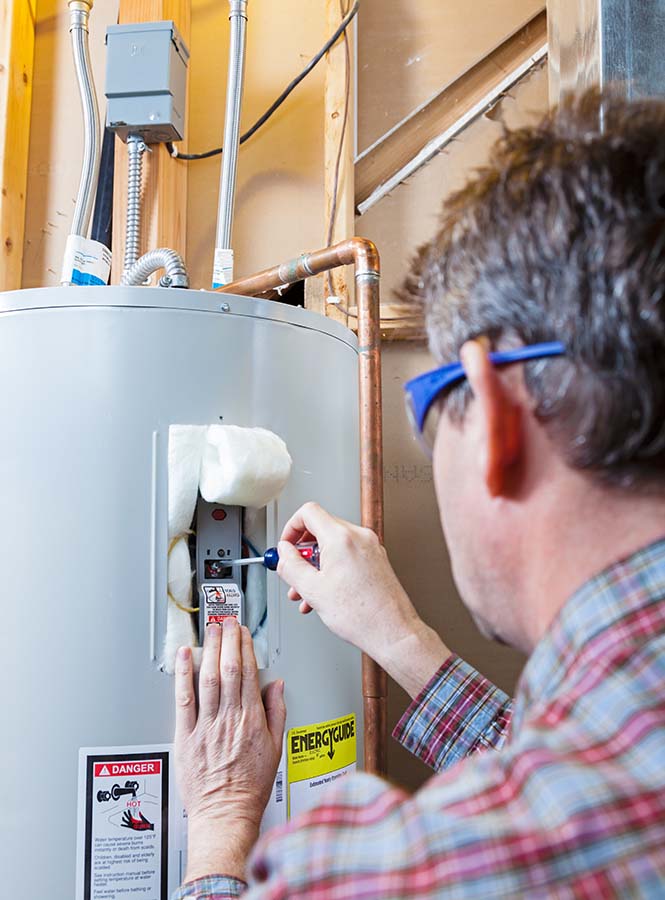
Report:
407,90,665,649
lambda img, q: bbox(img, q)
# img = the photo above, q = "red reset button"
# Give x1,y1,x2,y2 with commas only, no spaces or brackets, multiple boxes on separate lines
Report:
212,508,227,521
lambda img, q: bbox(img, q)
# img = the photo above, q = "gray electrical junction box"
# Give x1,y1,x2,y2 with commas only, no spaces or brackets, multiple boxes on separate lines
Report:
105,20,189,143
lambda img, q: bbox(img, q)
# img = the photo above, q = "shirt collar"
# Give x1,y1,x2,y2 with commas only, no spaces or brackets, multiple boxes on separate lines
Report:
517,536,665,710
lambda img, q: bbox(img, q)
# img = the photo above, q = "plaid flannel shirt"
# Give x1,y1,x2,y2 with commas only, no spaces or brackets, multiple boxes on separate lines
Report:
174,538,665,898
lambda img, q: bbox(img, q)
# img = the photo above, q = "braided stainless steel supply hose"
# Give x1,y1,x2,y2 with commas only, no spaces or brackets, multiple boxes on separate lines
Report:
68,0,101,239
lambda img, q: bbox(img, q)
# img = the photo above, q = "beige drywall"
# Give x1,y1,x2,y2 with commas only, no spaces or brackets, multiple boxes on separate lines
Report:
361,65,549,790
358,0,544,152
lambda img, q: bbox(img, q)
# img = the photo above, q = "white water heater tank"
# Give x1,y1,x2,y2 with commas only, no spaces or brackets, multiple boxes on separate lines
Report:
1,286,363,898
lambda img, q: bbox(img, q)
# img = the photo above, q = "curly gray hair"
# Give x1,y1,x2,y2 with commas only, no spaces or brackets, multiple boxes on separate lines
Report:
404,90,665,488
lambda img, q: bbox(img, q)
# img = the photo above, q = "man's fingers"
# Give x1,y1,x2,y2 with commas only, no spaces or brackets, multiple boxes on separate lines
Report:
277,540,319,601
262,680,287,748
219,617,242,709
198,623,221,719
280,501,338,545
289,587,314,611
240,626,262,709
174,646,196,738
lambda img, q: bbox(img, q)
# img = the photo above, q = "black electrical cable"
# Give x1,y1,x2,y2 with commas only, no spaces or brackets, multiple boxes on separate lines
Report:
91,127,116,249
167,1,360,161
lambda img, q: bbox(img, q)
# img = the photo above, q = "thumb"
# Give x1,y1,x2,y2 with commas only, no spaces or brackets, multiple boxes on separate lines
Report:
277,541,319,600
263,680,287,748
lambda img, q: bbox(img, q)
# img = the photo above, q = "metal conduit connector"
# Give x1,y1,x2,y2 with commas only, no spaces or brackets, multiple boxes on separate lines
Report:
124,135,148,276
68,0,101,239
120,249,190,288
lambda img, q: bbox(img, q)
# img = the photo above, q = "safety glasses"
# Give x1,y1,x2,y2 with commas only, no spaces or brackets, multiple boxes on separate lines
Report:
404,341,566,457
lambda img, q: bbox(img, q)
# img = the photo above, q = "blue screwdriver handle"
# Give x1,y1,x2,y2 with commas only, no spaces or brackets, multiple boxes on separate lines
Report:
263,542,320,571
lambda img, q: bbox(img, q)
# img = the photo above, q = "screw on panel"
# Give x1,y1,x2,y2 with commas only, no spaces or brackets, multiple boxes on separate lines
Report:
219,302,231,312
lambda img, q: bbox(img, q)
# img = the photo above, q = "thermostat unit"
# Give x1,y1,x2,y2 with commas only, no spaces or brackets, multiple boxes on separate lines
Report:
196,500,245,631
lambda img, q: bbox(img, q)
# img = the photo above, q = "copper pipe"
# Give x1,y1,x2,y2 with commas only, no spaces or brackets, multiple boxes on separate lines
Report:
218,238,387,776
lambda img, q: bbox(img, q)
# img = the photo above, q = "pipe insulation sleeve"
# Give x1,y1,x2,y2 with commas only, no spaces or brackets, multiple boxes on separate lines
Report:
120,249,190,288
68,0,101,239
214,0,248,268
124,136,146,275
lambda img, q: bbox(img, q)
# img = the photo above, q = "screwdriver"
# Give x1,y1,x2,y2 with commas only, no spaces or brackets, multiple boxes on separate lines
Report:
232,542,320,571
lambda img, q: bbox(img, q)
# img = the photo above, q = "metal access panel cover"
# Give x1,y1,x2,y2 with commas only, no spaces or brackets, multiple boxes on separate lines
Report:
105,21,189,142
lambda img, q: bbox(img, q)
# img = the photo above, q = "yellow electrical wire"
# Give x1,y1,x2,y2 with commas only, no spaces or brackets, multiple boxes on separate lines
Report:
167,532,200,614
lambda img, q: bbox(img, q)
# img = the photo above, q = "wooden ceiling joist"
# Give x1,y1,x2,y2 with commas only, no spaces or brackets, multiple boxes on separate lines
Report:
355,9,547,216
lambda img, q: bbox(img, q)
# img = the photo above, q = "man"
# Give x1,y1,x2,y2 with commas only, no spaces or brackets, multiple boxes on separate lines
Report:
173,90,665,897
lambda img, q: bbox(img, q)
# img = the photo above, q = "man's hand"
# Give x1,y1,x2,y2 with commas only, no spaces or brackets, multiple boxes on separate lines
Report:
277,502,450,699
175,619,286,883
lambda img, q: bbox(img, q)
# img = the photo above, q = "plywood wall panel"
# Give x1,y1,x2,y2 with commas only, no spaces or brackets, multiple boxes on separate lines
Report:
185,0,329,288
358,0,544,153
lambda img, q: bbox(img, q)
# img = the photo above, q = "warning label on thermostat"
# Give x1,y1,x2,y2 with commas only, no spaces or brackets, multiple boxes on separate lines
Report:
78,749,169,900
203,583,243,626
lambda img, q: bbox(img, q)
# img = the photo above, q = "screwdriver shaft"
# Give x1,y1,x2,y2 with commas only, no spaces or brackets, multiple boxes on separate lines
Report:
231,556,264,566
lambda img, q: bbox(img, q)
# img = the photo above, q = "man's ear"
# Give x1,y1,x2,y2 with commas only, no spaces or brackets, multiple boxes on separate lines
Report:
459,340,522,497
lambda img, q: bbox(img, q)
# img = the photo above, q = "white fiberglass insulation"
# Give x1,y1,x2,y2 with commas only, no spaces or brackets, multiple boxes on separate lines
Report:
162,424,292,672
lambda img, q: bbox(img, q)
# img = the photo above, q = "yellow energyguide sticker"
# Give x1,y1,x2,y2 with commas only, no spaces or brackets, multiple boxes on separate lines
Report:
287,713,357,818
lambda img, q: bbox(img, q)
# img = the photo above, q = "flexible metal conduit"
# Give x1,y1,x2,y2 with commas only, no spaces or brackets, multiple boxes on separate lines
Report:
215,0,248,253
121,249,190,288
217,238,387,776
68,0,101,239
124,136,147,276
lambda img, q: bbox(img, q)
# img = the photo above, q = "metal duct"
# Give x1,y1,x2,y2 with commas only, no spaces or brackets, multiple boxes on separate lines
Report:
548,0,665,106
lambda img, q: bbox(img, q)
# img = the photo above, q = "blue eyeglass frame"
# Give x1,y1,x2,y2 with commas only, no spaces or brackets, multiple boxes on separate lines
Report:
404,340,566,440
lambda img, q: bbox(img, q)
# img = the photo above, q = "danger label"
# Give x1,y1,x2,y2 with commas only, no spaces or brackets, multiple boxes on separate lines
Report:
95,761,161,777
81,751,169,900
287,714,356,819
